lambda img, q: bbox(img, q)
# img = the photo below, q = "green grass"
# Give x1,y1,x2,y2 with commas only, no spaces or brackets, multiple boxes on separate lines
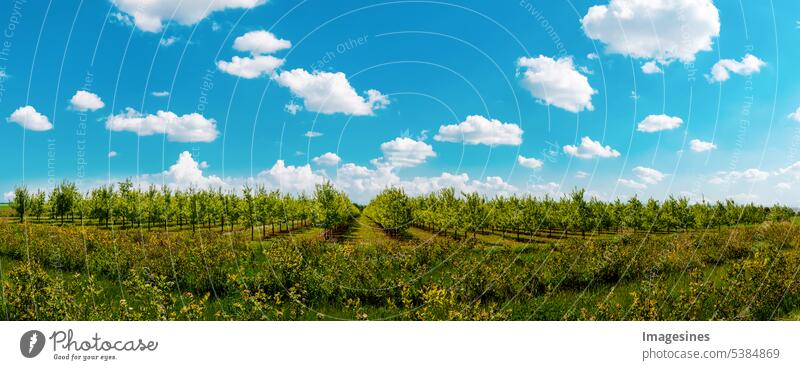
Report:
2,218,799,320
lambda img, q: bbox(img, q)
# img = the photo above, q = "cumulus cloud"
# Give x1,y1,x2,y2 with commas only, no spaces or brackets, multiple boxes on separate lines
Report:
285,101,302,115
637,114,683,133
257,160,325,194
69,90,105,112
159,36,178,47
401,173,517,198
581,0,720,63
618,179,646,190
618,166,665,190
304,131,323,138
789,106,800,122
7,105,53,131
3,191,14,202
434,115,523,146
707,54,765,82
217,55,285,79
777,161,800,179
312,152,341,167
563,137,621,159
517,55,596,113
110,11,134,27
233,30,291,55
110,0,266,32
274,69,389,116
332,163,517,203
689,139,716,152
105,108,218,142
217,30,290,79
108,151,118,158
379,137,436,168
333,162,400,202
151,91,170,97
159,151,224,189
709,168,769,184
633,166,666,185
641,61,662,74
517,155,543,169
575,171,589,179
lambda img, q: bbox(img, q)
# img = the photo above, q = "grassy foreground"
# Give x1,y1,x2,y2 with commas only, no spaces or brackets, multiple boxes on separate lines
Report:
2,215,800,321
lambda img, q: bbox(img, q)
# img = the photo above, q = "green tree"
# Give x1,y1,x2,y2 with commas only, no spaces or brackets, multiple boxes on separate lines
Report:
10,187,30,222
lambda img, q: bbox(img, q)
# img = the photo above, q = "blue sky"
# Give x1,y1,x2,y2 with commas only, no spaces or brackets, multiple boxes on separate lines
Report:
2,0,800,205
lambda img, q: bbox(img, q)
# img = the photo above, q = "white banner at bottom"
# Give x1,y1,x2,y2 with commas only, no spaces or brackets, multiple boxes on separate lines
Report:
0,322,796,369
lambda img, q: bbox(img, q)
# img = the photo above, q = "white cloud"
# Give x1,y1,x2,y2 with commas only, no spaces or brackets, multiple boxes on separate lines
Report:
151,91,170,97
3,191,14,202
110,0,266,32
789,106,800,122
575,171,589,179
776,182,792,190
527,182,563,197
637,114,683,133
618,179,646,190
587,53,599,60
110,11,133,27
633,166,665,185
233,30,291,55
312,152,341,167
517,155,543,169
304,131,322,138
108,151,118,158
517,55,596,113
563,137,621,159
434,115,523,146
105,108,218,142
333,162,399,202
778,161,800,179
257,160,325,194
274,69,389,116
581,0,720,63
641,61,662,74
285,101,302,115
709,168,769,184
159,36,178,47
618,166,665,190
217,55,284,79
379,137,436,168
401,173,517,198
7,105,53,131
689,139,716,152
708,54,765,82
471,176,518,195
331,163,517,203
69,90,105,112
159,151,224,189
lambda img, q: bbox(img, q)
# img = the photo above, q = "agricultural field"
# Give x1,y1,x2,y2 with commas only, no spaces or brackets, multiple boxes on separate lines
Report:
1,181,799,321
